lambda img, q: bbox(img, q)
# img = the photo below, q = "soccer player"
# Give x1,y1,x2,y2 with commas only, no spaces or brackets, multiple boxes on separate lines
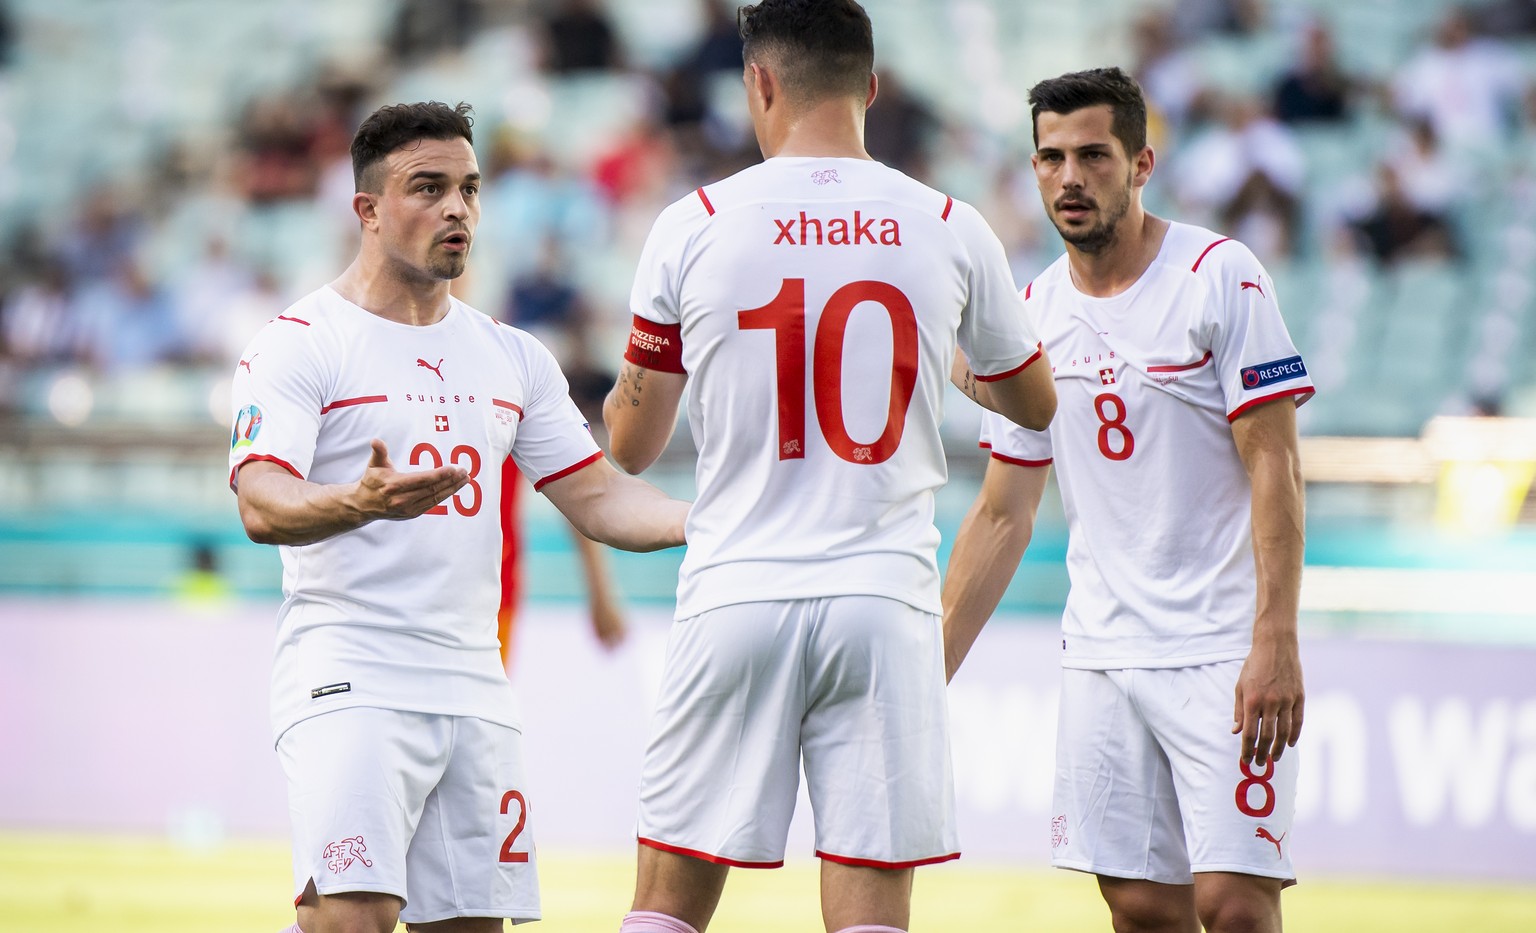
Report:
943,67,1313,933
228,101,689,933
602,3,1056,932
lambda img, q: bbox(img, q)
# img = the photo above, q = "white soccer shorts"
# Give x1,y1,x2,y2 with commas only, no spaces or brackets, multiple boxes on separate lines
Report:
277,707,540,924
1050,661,1298,885
636,596,960,868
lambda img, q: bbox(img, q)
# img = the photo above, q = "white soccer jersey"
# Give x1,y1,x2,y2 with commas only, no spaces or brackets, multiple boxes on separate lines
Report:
629,157,1042,618
981,223,1313,668
228,287,601,739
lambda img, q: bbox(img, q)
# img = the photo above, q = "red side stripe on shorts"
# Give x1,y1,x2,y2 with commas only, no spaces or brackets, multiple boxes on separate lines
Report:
696,187,715,216
639,837,784,869
816,849,962,870
941,195,953,221
1191,237,1233,272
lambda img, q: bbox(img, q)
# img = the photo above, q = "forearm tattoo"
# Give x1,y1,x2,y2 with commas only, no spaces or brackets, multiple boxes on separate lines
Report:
961,368,979,402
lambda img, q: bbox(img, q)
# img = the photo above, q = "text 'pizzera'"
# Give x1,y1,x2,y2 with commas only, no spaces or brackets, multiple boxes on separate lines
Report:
773,211,902,247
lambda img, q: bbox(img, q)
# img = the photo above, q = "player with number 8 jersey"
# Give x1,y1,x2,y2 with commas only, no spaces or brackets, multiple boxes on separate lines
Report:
944,68,1311,933
604,4,1055,931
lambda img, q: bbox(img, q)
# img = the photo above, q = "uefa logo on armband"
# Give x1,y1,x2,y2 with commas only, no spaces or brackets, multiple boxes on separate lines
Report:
231,404,263,450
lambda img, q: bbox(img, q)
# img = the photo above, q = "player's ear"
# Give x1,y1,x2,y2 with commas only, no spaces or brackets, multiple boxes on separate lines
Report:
353,191,379,230
1132,145,1155,189
865,72,878,111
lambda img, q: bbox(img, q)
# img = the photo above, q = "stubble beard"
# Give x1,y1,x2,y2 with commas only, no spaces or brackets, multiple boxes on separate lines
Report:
1056,195,1129,255
1053,174,1134,256
426,249,469,280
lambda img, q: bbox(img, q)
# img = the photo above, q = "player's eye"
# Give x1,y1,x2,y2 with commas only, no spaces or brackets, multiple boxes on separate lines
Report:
420,184,440,195
463,185,478,198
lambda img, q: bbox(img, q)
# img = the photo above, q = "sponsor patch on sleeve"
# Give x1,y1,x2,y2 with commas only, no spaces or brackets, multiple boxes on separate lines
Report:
1240,355,1307,391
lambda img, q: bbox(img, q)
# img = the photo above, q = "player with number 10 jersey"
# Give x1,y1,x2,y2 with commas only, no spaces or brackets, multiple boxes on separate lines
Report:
628,158,1043,619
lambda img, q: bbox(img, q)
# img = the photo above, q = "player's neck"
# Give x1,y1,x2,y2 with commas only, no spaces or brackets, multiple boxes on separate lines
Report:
330,258,453,326
1064,210,1170,299
763,100,873,161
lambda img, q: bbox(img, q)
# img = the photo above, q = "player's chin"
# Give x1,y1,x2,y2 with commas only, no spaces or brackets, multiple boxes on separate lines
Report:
427,255,469,280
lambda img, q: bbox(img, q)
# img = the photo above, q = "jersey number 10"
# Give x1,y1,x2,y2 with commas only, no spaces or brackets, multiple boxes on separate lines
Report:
739,278,918,464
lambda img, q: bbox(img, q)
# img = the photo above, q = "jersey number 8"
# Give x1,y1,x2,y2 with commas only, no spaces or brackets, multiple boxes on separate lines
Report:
739,278,918,465
1093,392,1135,461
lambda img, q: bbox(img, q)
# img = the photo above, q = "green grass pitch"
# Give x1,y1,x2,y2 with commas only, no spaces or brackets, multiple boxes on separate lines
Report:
3,832,1534,931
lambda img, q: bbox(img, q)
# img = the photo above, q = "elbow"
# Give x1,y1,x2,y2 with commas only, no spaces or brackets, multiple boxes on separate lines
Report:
1014,394,1057,432
606,433,659,475
608,445,654,475
238,503,280,545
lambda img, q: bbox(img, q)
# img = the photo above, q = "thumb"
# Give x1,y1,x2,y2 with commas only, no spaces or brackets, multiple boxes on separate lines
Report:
368,438,392,471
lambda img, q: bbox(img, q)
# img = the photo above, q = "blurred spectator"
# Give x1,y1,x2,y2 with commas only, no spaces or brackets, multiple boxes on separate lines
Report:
480,127,609,282
174,237,255,365
1272,22,1353,124
542,0,622,73
506,238,594,366
1392,7,1525,150
0,1,14,68
1473,0,1536,35
1131,9,1206,138
71,261,183,371
1175,95,1304,257
865,72,938,177
1171,0,1266,40
1,257,76,365
683,0,746,74
222,267,288,363
58,190,141,286
392,0,481,64
235,96,318,204
1388,118,1464,216
1347,164,1459,266
591,114,677,207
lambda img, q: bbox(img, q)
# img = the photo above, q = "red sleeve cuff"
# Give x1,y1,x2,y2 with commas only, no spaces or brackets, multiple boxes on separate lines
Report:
532,450,604,492
973,343,1043,382
229,454,304,492
1228,386,1314,422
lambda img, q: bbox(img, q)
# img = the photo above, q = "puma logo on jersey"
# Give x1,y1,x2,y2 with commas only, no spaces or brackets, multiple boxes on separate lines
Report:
238,354,258,372
1240,277,1265,297
773,211,902,246
417,358,445,381
1255,826,1286,857
324,835,373,872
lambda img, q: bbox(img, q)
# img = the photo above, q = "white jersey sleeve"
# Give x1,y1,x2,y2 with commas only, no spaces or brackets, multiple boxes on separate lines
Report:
978,284,1054,465
510,337,604,489
947,200,1043,379
228,315,329,488
1195,239,1315,420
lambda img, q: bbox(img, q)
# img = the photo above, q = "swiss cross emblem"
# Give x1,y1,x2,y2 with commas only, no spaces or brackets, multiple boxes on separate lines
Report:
1099,368,1116,385
434,414,450,432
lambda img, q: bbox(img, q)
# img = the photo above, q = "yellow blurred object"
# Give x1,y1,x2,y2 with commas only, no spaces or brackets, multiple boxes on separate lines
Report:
1423,417,1536,533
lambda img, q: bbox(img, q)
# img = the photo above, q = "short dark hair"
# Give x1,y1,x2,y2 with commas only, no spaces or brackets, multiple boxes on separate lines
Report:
351,101,475,193
738,0,873,104
1028,67,1147,158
